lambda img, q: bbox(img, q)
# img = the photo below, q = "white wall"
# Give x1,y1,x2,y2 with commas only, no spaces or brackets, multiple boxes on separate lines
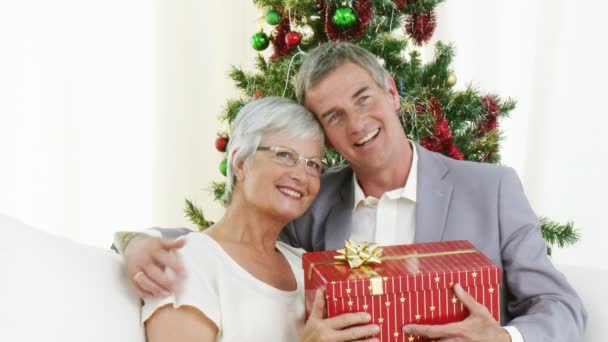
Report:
426,0,607,269
0,0,157,246
150,0,259,230
0,0,259,247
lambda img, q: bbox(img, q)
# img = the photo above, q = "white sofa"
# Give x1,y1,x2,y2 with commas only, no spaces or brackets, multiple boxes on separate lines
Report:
0,215,144,342
0,215,604,341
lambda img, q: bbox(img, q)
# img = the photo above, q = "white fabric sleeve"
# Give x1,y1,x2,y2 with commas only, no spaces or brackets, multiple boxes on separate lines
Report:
140,237,221,331
113,229,162,254
504,325,524,342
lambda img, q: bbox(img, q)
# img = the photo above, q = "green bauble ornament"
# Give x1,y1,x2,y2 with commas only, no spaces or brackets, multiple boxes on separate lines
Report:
219,159,228,176
251,31,270,51
332,6,357,29
266,10,281,26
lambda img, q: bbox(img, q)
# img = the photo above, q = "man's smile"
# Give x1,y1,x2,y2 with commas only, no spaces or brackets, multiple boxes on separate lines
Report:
354,128,380,147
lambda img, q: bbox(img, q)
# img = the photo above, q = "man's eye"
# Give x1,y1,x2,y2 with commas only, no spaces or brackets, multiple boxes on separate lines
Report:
358,95,370,104
328,112,341,125
307,160,321,170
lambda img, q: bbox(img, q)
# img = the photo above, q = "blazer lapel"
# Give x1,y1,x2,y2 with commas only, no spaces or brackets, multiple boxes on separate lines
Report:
414,144,454,243
325,170,355,250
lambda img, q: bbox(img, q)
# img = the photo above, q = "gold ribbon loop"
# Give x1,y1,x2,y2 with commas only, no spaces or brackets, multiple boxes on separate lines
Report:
334,239,383,268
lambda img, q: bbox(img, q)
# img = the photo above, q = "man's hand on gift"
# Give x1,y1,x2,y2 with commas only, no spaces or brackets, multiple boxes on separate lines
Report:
124,235,186,298
402,284,511,342
301,289,381,342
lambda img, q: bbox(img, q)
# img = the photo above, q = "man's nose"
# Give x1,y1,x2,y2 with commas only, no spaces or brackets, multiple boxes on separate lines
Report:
347,111,366,134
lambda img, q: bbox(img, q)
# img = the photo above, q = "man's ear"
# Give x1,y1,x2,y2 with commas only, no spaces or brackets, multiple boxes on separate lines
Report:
385,74,400,111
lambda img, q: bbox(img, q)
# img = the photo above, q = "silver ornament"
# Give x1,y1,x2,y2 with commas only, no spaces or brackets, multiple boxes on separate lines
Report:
294,23,315,46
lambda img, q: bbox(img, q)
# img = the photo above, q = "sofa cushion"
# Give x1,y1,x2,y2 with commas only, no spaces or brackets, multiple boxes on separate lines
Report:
0,215,145,342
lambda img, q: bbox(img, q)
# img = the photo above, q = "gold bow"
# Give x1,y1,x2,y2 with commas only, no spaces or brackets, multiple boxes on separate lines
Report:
334,240,383,268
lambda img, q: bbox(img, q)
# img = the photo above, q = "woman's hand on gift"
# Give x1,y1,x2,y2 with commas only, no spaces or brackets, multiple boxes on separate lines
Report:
401,284,511,342
301,289,380,342
124,235,186,298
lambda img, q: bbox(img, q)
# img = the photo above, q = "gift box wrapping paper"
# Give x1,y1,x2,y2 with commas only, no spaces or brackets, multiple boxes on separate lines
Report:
302,240,501,342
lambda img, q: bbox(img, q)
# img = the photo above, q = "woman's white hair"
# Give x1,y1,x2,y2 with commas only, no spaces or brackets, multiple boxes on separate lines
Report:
222,96,324,205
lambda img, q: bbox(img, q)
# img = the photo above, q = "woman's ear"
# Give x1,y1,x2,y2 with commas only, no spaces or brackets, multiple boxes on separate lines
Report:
232,150,246,182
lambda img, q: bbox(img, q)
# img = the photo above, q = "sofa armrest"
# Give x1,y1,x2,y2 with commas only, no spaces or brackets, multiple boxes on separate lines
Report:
0,215,145,342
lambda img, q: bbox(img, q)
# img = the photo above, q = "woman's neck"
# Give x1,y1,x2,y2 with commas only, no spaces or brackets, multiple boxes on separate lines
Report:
206,197,287,254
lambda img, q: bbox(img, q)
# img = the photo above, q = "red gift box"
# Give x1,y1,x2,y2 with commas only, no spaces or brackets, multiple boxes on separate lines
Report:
302,240,501,342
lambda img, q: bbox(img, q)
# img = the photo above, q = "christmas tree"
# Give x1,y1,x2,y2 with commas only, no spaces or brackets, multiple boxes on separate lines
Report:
186,0,578,254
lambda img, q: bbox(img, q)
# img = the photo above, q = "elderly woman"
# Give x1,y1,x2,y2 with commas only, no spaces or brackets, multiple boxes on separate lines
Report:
143,97,379,342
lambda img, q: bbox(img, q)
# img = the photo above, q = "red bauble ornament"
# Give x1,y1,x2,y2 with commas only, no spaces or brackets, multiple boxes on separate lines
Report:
285,31,302,47
406,11,437,45
252,91,263,99
215,136,228,152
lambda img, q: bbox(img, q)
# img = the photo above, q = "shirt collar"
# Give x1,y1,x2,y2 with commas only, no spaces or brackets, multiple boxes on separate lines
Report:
352,141,418,210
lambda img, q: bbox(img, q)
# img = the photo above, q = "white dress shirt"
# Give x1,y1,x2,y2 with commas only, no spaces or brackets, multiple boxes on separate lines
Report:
351,141,418,245
350,142,524,342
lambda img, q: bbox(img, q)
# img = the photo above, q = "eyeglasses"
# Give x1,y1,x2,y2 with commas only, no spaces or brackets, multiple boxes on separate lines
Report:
257,146,325,177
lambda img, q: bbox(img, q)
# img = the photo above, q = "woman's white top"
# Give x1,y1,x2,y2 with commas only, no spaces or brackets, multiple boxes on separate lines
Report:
142,232,306,342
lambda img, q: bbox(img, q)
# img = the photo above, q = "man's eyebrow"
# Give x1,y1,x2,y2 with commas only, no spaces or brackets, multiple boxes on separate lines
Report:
320,109,335,119
352,86,369,99
319,86,370,119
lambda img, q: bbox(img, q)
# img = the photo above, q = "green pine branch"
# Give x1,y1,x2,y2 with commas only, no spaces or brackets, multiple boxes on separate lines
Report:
223,99,247,124
540,217,580,256
498,97,517,116
211,181,226,202
184,199,213,231
255,54,269,73
229,67,251,91
322,148,347,168
253,0,314,13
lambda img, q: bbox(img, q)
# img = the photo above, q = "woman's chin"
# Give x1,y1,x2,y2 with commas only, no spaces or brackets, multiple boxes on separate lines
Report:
273,206,306,222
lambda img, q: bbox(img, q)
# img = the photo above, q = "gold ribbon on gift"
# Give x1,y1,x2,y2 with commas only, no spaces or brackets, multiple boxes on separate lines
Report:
307,240,480,296
334,240,383,268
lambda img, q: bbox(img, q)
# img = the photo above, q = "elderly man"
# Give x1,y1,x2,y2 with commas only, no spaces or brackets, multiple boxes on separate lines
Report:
120,42,586,341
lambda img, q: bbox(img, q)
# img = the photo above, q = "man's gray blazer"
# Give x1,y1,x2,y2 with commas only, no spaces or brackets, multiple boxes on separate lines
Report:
278,143,586,341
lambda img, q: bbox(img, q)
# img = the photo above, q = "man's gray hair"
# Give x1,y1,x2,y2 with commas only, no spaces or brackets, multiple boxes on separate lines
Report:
222,96,324,205
295,42,390,104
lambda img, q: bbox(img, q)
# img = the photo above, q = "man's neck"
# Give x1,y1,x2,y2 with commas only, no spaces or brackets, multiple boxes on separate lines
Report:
355,140,413,199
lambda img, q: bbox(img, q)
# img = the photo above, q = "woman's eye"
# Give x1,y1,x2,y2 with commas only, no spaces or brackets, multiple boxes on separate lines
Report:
276,151,289,157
